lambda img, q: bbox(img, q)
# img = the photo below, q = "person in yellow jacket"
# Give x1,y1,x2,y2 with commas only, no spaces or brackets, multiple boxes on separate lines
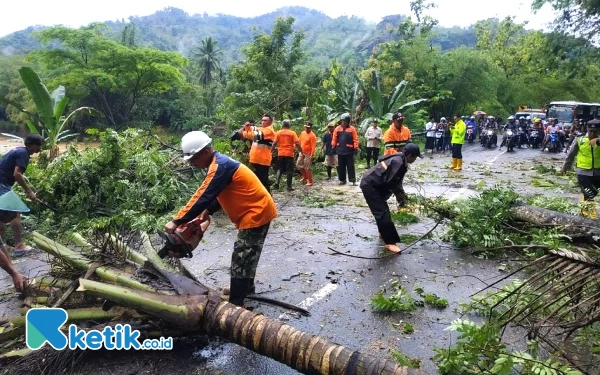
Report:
561,119,600,220
450,114,466,171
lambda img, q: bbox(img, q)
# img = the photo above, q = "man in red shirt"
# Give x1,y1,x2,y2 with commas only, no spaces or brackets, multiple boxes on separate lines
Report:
271,120,301,191
297,121,317,186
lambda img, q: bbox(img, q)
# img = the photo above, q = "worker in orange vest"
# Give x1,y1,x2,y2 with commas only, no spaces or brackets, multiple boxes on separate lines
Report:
271,120,301,191
297,121,318,186
332,113,359,185
383,113,412,155
238,114,276,193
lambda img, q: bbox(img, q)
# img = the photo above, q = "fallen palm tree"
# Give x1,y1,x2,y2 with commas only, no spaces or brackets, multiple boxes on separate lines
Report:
0,231,416,375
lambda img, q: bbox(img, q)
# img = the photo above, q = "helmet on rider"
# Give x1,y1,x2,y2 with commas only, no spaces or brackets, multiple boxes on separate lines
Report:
470,116,475,120
508,115,515,120
526,116,531,120
181,131,212,161
440,117,447,123
519,116,525,120
534,117,541,123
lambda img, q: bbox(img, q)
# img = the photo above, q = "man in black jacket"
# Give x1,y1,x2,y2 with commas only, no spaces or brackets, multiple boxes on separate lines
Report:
359,143,422,253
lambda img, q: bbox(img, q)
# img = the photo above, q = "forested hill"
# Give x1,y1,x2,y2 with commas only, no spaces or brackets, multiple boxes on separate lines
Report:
0,6,478,66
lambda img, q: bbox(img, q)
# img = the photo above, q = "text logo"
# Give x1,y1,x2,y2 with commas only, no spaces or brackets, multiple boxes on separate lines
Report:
26,308,173,350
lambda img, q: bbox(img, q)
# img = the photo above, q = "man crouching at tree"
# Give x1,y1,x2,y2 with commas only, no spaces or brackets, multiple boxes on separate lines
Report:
561,119,600,220
359,143,423,253
0,208,29,292
164,131,277,306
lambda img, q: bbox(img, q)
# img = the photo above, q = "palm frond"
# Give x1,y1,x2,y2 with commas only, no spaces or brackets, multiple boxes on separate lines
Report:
478,249,600,338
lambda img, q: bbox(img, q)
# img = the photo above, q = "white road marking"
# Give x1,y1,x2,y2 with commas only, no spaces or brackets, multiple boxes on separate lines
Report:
278,283,338,320
486,149,507,166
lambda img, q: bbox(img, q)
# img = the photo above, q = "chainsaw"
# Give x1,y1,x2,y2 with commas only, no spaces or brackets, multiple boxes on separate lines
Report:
157,217,211,258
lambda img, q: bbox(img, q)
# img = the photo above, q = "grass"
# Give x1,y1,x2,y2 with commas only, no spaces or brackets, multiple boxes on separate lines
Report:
398,234,421,243
302,195,337,208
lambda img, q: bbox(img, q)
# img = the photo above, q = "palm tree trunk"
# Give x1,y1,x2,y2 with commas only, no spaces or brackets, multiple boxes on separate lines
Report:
78,279,413,375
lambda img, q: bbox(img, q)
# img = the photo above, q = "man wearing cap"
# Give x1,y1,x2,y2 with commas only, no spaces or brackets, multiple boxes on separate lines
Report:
166,131,277,307
332,113,359,185
365,118,383,168
272,120,301,191
297,121,317,186
383,113,411,156
238,114,276,193
0,134,43,255
360,143,423,253
321,122,337,180
561,119,600,220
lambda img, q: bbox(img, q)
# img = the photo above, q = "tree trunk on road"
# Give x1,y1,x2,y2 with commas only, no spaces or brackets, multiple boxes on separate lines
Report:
509,203,600,241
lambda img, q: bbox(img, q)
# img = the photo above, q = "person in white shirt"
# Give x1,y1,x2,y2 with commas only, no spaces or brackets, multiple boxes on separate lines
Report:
425,116,436,153
364,119,383,168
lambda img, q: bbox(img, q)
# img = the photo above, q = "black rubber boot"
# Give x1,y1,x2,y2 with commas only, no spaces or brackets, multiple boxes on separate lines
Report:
326,167,332,179
228,278,252,306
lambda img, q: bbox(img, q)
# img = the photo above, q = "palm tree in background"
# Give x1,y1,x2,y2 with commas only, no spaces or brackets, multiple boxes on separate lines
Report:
192,37,223,87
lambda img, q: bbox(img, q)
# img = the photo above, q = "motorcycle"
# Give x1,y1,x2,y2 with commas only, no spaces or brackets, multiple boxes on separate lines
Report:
548,132,561,153
501,129,517,152
466,125,475,143
529,129,541,148
517,126,528,148
481,128,497,148
435,129,444,151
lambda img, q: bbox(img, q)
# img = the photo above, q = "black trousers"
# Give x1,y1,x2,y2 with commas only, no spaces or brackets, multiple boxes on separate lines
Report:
452,143,463,159
361,184,400,244
577,174,600,200
275,156,294,188
251,163,270,193
337,154,356,183
365,147,380,166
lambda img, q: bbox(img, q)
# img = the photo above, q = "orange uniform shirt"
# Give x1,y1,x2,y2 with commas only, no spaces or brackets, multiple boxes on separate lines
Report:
383,125,411,155
242,125,276,166
274,128,299,157
299,130,317,156
174,152,277,230
331,125,359,154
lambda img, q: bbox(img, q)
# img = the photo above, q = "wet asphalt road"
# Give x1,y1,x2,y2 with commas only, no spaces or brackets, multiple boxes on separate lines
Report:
0,140,578,374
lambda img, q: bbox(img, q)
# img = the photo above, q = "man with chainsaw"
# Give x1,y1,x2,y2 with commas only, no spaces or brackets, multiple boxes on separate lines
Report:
359,143,423,253
165,131,277,306
383,112,411,156
237,114,276,193
561,119,600,220
0,134,43,255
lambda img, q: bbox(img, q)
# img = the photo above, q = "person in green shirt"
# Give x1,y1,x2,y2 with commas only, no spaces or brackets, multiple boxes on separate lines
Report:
450,114,466,171
561,119,600,220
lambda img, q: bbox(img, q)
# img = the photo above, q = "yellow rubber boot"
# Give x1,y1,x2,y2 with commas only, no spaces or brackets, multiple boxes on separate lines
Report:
449,158,457,169
580,199,597,220
453,159,463,171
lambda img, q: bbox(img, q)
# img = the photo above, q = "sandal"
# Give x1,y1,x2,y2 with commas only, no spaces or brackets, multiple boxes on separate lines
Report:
12,245,37,257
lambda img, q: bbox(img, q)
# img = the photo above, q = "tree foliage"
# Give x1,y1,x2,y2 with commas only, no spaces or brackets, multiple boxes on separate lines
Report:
29,25,187,128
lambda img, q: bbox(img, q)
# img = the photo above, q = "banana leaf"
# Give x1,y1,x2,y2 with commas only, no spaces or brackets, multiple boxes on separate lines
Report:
18,67,54,128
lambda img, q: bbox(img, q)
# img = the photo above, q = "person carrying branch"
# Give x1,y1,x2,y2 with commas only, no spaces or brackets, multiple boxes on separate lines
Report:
561,119,600,220
359,143,423,253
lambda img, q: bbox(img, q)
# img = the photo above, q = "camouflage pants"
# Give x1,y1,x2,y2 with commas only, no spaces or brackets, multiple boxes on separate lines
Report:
231,223,270,279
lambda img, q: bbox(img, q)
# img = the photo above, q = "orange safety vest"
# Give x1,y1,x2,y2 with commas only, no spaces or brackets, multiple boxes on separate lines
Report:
383,126,411,155
242,125,276,166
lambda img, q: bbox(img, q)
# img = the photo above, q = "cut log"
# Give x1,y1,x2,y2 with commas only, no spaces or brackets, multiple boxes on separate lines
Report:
78,279,413,375
509,203,600,241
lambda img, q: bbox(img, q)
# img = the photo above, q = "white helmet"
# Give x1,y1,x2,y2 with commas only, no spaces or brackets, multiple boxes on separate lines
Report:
440,117,447,122
508,115,515,120
181,131,212,161
526,116,531,120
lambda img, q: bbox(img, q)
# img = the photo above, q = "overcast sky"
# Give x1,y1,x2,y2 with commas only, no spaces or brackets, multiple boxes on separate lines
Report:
1,0,557,37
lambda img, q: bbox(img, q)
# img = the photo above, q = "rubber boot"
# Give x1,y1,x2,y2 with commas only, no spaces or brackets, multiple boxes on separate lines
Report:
299,169,308,183
305,170,313,186
326,166,332,180
453,159,462,171
228,278,253,307
580,198,597,220
449,158,457,169
274,170,282,190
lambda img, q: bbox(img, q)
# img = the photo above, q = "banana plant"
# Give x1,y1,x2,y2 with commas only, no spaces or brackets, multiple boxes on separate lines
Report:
362,72,428,133
0,67,100,160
